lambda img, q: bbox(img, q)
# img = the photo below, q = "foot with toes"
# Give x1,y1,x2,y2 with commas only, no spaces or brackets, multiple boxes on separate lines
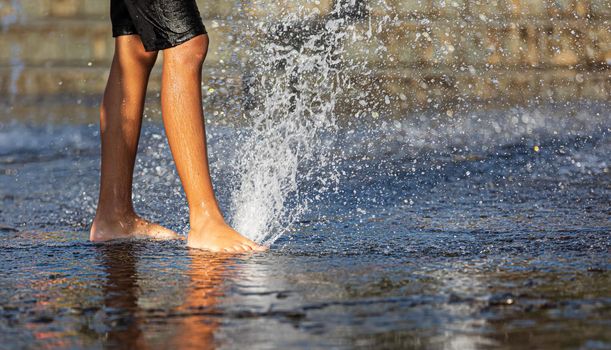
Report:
90,213,180,242
187,219,266,253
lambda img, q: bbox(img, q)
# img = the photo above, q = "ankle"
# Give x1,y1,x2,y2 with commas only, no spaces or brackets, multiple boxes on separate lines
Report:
94,206,136,222
190,211,226,230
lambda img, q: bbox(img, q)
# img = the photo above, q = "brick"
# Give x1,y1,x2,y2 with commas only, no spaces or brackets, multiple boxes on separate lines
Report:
203,21,246,66
344,23,394,67
485,27,504,66
0,67,104,96
545,0,592,18
546,69,583,99
0,65,242,97
0,1,17,22
245,0,333,20
523,25,542,65
368,0,396,18
3,0,51,20
498,26,520,65
379,24,420,66
0,21,111,65
572,0,592,17
542,26,584,66
50,0,80,17
473,75,501,100
387,0,432,17
457,27,487,66
515,0,548,17
469,0,513,20
579,71,610,99
198,0,236,19
430,24,462,65
430,0,467,17
496,70,541,101
590,0,611,18
584,26,611,64
81,0,108,18
0,102,100,123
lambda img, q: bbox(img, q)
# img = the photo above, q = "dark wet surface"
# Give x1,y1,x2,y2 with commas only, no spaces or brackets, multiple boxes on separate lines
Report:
0,105,610,349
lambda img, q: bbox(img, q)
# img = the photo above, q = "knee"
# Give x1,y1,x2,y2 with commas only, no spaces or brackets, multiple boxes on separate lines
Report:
134,50,158,69
116,47,158,71
165,34,209,68
116,36,158,70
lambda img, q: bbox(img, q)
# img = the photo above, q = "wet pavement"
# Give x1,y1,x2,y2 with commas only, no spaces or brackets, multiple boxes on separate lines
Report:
0,105,610,349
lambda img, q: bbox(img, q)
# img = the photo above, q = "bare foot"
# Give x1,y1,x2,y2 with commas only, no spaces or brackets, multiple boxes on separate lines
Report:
187,219,267,253
90,214,180,242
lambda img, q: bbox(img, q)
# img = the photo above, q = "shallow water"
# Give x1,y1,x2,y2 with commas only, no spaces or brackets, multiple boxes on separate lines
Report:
0,104,610,349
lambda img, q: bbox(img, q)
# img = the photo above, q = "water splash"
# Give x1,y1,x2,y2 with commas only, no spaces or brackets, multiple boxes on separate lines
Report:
0,0,21,32
8,44,24,102
1,0,24,103
228,2,365,245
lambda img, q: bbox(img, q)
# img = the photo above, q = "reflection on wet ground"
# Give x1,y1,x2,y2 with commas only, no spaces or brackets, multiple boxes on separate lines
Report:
1,233,609,349
98,244,229,349
0,107,610,349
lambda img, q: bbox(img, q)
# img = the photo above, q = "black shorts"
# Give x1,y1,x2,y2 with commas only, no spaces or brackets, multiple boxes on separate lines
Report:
110,0,207,52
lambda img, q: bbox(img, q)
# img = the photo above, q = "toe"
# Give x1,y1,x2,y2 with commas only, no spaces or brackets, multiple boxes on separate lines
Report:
233,244,248,252
240,244,253,251
252,243,267,252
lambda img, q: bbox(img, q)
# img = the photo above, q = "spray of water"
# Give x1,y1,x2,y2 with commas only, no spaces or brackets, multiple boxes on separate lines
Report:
228,2,363,245
1,0,25,103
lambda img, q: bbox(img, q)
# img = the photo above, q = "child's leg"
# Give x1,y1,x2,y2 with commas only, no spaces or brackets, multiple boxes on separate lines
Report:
160,34,265,252
91,35,179,242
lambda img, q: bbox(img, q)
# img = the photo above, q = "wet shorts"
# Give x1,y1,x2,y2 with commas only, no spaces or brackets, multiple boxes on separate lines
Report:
110,0,207,52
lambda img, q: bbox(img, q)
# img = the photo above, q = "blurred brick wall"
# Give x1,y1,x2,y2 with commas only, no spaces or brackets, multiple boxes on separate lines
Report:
0,0,608,121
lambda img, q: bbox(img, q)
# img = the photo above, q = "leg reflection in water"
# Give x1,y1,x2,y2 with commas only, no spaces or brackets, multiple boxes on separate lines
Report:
98,242,147,349
165,252,235,350
99,243,235,349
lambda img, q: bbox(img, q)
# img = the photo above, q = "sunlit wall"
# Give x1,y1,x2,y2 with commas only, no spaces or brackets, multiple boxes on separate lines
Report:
0,0,608,121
